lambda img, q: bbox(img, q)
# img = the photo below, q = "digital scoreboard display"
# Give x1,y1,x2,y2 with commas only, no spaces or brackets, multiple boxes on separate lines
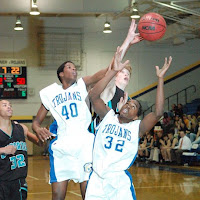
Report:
0,60,27,99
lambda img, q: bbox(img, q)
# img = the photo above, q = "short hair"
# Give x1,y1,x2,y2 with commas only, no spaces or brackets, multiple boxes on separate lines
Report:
168,128,175,135
57,61,75,83
124,65,132,76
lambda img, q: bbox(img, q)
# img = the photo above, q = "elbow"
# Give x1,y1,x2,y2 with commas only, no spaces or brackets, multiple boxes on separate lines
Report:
155,112,163,121
88,90,99,103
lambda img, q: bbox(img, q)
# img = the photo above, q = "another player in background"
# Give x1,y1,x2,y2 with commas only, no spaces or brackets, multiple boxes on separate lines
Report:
90,19,142,133
32,19,142,200
85,47,172,200
0,100,42,200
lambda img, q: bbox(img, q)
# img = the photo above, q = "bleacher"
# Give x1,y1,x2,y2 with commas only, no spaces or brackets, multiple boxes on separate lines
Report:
183,98,200,115
182,144,200,165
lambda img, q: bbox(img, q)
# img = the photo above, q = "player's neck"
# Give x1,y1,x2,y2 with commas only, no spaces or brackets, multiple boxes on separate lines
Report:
62,80,76,89
118,115,133,124
115,82,126,91
0,118,12,131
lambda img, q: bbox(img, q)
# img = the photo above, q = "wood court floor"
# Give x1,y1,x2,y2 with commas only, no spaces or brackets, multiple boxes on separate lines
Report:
27,156,200,200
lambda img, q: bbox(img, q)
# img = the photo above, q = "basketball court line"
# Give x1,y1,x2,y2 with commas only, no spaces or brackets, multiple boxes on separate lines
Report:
27,175,40,180
68,191,82,197
28,191,81,197
135,184,199,189
28,192,51,195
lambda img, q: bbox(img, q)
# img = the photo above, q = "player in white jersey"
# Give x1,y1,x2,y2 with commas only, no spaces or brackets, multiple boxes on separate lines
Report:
85,47,172,200
32,20,143,200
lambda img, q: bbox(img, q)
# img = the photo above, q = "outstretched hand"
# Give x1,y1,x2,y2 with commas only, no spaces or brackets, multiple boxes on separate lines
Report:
113,46,129,72
155,56,172,78
117,92,128,112
127,19,143,45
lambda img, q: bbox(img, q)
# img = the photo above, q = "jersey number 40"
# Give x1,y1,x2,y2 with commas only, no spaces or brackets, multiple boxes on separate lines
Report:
62,103,78,120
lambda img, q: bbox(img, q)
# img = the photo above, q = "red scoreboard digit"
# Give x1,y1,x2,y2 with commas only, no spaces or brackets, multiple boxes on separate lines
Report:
0,66,27,99
17,78,26,85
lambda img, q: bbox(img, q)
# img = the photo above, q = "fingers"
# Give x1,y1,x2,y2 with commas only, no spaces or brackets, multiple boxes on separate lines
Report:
168,56,172,65
122,60,129,67
37,127,52,142
11,146,17,155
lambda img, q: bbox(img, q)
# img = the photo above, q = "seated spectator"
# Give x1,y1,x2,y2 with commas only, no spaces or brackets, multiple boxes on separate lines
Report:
170,130,192,165
160,134,170,162
166,130,178,162
176,103,183,118
168,104,178,120
175,117,188,134
149,126,163,163
191,114,198,131
183,114,190,129
192,119,200,145
138,132,153,160
162,112,171,134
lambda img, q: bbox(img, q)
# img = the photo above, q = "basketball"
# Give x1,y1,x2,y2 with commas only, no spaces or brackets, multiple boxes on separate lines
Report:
138,12,166,41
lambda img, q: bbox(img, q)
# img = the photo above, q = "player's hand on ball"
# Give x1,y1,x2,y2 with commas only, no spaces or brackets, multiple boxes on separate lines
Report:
113,47,129,72
155,56,172,78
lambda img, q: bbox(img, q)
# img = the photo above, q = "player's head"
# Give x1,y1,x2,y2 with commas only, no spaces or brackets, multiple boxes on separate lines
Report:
0,100,13,118
57,61,77,83
115,65,132,90
119,99,142,122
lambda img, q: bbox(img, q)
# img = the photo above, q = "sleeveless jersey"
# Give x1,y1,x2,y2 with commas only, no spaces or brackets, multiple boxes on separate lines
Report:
40,78,93,156
0,122,28,181
93,110,141,178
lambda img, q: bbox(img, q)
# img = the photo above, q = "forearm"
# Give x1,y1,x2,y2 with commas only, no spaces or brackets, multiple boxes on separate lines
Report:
90,70,117,101
27,132,43,146
155,77,164,119
84,67,109,88
32,119,42,133
119,37,132,60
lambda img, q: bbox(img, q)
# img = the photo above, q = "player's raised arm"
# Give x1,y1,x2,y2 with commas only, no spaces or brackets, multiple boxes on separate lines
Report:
139,56,172,138
119,19,143,60
83,19,142,89
89,47,129,119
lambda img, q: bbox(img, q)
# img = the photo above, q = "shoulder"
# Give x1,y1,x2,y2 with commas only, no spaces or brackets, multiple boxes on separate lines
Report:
101,109,115,123
132,120,141,126
12,121,26,135
77,78,87,88
40,83,60,94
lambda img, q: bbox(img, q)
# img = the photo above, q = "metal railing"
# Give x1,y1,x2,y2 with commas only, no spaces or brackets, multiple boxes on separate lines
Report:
142,85,196,118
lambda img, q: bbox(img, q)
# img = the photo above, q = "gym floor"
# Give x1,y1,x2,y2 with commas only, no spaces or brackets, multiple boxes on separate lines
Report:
27,156,200,200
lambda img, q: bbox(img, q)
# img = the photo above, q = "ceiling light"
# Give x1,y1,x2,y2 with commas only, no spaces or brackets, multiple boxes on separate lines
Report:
14,16,23,31
130,8,140,19
104,21,111,28
30,0,40,15
103,21,112,33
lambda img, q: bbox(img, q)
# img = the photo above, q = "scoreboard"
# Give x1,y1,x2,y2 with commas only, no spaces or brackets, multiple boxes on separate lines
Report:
0,59,27,99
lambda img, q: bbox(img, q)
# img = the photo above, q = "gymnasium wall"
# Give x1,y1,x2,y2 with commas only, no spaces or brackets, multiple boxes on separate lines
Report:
0,16,200,117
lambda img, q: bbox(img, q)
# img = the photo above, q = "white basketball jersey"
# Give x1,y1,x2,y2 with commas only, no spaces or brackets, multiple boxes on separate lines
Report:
40,78,91,139
93,109,141,178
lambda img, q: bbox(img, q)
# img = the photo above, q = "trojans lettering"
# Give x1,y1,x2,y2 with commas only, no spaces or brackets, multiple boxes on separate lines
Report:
102,124,131,141
52,91,81,108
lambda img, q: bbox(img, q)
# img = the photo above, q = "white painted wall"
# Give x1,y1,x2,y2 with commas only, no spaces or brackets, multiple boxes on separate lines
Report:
0,16,199,116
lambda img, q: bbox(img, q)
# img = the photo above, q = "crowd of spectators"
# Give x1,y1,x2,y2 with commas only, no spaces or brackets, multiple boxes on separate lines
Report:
137,103,200,166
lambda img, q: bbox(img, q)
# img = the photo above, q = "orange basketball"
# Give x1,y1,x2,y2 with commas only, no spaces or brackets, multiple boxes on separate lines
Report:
138,13,166,41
